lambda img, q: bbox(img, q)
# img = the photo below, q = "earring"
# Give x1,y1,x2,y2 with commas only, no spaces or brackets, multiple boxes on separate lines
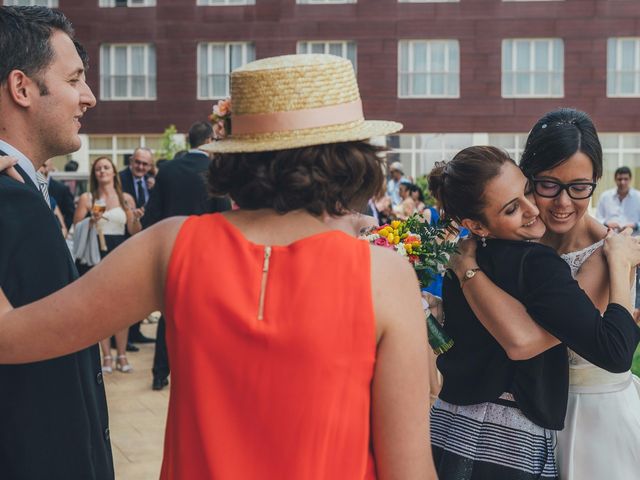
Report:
480,236,487,248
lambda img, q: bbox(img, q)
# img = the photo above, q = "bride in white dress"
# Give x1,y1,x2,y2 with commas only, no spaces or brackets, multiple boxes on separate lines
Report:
558,241,640,479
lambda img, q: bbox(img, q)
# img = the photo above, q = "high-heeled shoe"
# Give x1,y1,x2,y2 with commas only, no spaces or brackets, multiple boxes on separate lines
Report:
102,355,113,374
116,355,133,373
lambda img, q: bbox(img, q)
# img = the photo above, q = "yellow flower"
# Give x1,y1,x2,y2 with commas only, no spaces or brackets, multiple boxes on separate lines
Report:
388,233,394,242
393,236,400,245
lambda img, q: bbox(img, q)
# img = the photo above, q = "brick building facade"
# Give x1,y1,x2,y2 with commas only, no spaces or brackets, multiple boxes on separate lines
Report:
4,0,640,197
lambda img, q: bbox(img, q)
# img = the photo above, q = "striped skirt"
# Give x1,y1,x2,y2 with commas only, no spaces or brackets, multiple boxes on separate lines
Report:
430,395,558,480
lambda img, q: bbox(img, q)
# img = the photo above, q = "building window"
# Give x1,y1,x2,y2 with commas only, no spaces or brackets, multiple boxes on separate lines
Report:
398,0,459,3
607,38,640,97
99,0,156,6
297,0,356,4
502,0,564,2
502,38,564,98
196,0,254,4
386,133,473,179
88,135,163,170
297,41,357,71
3,0,58,6
197,42,255,99
487,133,529,161
100,44,156,101
597,133,640,203
398,40,460,98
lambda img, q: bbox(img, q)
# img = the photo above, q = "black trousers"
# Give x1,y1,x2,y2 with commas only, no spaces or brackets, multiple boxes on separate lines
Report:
152,314,170,380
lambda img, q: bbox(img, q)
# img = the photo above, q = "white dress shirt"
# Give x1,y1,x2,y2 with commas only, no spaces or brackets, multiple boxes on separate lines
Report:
596,187,640,230
0,139,38,187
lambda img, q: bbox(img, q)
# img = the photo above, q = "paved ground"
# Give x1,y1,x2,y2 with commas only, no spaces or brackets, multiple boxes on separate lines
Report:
104,322,168,480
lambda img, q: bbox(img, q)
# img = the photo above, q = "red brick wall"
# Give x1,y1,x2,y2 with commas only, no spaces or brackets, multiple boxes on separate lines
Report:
52,0,640,134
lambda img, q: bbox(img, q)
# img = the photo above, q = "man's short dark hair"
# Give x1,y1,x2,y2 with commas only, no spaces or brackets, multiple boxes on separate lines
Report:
64,159,79,172
188,121,214,149
615,166,632,178
0,6,75,95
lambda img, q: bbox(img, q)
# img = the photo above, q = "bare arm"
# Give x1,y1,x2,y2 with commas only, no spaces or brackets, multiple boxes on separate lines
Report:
73,193,91,225
574,246,609,313
603,228,640,313
0,218,185,363
370,246,436,480
123,193,142,235
451,239,560,360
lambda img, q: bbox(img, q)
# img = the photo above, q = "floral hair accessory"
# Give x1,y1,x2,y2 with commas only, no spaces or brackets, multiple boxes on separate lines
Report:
210,98,232,140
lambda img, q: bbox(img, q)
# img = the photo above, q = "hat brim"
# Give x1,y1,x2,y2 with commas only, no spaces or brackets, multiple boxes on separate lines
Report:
201,120,403,154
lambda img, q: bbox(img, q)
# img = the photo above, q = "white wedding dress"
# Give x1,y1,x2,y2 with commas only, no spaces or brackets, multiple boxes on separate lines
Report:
557,240,640,479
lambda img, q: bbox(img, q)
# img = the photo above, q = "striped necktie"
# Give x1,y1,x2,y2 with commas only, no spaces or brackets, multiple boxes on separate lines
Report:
35,171,51,208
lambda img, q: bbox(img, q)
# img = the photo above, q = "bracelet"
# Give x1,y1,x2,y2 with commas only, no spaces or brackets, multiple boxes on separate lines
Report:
460,267,482,287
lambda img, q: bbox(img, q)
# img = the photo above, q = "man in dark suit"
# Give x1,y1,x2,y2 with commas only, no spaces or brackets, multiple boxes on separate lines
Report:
142,121,231,390
119,146,154,208
119,147,155,346
0,7,113,479
42,158,75,229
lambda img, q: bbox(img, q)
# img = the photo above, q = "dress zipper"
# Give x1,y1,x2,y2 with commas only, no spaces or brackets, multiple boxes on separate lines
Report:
258,246,272,321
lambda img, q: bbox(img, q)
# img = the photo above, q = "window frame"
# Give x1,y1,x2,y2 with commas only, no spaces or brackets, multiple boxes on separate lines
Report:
607,37,640,98
98,0,156,6
3,0,59,6
397,39,460,99
100,43,157,101
196,42,255,100
296,41,357,71
501,38,564,98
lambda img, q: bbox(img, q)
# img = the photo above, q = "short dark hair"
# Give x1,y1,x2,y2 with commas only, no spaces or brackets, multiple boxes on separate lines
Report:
0,6,74,94
615,166,632,178
428,146,515,223
407,183,425,203
209,141,386,216
64,159,79,172
520,108,603,180
188,121,213,149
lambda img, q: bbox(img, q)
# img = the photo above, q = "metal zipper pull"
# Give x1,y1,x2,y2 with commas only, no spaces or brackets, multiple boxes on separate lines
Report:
258,246,272,321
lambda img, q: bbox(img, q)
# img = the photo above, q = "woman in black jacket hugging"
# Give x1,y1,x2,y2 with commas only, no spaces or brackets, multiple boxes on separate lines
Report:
427,146,640,480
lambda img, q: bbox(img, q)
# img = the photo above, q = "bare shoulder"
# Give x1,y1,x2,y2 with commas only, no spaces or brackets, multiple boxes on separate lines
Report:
586,214,608,243
369,245,423,338
122,192,135,207
78,192,91,205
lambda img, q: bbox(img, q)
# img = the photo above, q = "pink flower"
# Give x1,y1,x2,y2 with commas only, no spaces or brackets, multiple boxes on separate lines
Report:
214,98,231,117
213,121,226,140
374,237,392,249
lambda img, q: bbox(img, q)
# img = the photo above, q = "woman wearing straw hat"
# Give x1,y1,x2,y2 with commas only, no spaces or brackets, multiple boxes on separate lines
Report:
0,54,436,479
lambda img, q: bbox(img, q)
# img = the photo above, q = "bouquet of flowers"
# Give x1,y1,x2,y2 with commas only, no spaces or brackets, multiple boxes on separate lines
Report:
361,215,458,354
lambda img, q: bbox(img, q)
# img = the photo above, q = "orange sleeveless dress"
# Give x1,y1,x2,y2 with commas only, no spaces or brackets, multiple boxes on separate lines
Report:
160,214,377,479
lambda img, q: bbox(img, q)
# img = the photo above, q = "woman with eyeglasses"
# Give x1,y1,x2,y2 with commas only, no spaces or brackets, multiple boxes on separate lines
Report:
449,109,640,479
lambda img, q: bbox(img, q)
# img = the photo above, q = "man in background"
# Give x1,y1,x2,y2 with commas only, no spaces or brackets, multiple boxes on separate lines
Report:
143,121,231,390
596,166,640,232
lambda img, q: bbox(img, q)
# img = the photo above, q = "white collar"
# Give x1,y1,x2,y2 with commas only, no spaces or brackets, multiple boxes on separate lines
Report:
0,139,38,187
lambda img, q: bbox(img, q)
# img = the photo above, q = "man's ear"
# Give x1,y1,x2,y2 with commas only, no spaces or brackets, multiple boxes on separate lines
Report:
6,70,38,108
460,218,490,238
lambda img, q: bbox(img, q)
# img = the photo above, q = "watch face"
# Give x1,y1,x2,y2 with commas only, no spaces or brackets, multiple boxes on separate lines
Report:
465,269,477,279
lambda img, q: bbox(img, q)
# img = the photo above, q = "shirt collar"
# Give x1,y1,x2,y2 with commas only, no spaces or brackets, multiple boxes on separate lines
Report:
188,149,209,156
0,139,38,187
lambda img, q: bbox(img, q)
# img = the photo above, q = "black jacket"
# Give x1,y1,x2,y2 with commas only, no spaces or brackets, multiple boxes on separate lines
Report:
119,167,150,206
438,239,640,430
142,151,231,228
0,160,114,480
48,177,75,229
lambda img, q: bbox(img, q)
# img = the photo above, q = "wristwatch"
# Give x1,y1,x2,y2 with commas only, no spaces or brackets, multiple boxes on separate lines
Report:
460,267,481,286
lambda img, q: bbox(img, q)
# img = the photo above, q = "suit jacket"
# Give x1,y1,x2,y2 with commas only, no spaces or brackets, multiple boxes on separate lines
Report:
142,151,231,228
48,177,75,229
119,167,150,206
0,160,114,479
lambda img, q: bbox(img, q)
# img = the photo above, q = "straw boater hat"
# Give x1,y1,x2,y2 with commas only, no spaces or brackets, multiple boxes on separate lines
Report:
201,54,403,153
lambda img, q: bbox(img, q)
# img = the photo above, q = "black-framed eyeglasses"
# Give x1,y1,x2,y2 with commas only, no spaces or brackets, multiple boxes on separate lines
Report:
530,178,597,200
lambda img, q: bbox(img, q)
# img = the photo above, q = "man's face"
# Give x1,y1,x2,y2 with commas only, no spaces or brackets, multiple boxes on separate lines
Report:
32,31,96,159
130,149,153,178
615,173,631,195
391,169,402,181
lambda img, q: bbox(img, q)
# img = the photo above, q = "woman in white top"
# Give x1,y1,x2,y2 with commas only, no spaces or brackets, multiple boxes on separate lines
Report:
73,156,143,373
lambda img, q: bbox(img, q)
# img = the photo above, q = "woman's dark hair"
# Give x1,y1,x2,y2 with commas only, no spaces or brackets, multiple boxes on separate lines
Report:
209,141,386,216
428,146,515,223
407,183,425,202
520,108,603,180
